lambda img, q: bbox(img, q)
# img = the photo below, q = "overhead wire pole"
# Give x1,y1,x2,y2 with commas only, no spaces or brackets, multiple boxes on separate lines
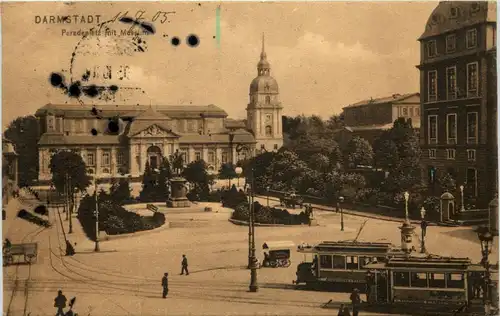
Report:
94,174,100,252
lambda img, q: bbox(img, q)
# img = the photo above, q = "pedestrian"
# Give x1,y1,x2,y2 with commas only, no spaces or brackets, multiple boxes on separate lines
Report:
180,254,189,275
350,288,361,316
342,305,351,316
162,272,169,298
54,290,67,316
337,303,345,316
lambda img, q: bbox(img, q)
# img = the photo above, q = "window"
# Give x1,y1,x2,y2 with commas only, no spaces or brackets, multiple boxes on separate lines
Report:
411,272,428,288
187,120,195,132
467,62,479,97
466,29,478,49
102,151,110,166
319,255,333,269
467,149,476,161
467,112,478,144
346,256,359,270
403,108,408,116
415,108,420,116
466,168,478,197
471,2,480,13
446,34,456,53
450,7,459,18
447,273,465,289
428,115,438,144
427,40,437,57
446,114,457,144
260,144,265,150
446,66,457,99
429,149,436,159
429,273,446,288
359,256,371,266
447,149,456,160
428,166,437,184
117,151,124,166
394,272,410,287
180,150,188,163
265,125,272,136
55,118,62,132
87,152,95,166
265,96,271,104
274,144,278,150
428,71,437,101
221,151,228,164
75,119,84,133
195,151,201,161
332,255,346,269
208,151,215,164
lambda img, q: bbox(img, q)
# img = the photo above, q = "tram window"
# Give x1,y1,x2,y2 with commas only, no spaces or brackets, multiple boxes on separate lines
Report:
346,256,359,269
320,255,333,269
447,273,465,288
359,256,371,266
333,255,346,269
429,273,446,288
411,272,428,288
394,272,410,287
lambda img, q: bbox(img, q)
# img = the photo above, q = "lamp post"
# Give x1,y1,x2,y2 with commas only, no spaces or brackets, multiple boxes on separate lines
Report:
94,174,100,252
339,196,344,231
420,207,427,253
266,186,270,207
460,185,465,212
477,227,494,314
404,191,410,221
248,167,259,292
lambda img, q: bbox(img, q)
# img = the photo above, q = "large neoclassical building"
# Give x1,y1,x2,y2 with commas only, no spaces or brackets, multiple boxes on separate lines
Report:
36,36,284,181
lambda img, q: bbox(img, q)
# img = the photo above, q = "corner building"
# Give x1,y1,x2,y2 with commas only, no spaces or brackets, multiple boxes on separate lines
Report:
35,36,284,182
418,1,497,208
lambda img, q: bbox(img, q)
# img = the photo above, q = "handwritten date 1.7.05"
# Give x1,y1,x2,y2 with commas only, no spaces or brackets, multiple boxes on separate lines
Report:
111,10,175,24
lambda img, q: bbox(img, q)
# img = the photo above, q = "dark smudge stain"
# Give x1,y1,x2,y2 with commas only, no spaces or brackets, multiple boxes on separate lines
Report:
81,69,91,81
50,73,64,88
109,85,118,92
82,84,99,98
90,128,98,136
68,82,82,98
49,70,120,100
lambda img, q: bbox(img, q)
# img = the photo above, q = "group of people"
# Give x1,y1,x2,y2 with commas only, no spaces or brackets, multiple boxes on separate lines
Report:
54,290,77,316
161,254,190,298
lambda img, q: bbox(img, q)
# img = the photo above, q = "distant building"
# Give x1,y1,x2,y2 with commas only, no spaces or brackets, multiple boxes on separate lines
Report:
340,93,421,145
2,137,18,206
417,1,497,208
34,35,284,182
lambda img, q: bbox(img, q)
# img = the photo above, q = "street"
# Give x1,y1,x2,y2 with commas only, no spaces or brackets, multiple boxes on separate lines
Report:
3,197,497,316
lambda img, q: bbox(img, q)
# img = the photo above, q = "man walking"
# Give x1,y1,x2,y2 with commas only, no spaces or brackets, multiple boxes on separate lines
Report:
350,288,361,316
162,272,169,298
180,254,189,275
54,290,67,316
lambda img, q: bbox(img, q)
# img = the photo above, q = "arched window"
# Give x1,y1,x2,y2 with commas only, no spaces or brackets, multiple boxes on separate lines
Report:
265,125,272,136
265,96,271,104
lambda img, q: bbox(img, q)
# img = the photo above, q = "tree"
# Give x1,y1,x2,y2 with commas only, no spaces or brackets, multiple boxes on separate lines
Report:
308,153,330,172
343,136,373,168
139,161,158,202
439,172,457,194
182,160,210,200
110,177,132,204
4,116,41,186
219,163,237,186
49,150,91,225
267,149,309,191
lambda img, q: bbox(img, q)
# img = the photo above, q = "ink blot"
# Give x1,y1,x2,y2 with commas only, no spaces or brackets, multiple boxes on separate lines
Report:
90,128,98,136
82,70,91,81
108,119,119,133
83,85,99,98
171,37,180,46
187,34,199,47
109,85,118,92
68,82,82,98
50,73,64,87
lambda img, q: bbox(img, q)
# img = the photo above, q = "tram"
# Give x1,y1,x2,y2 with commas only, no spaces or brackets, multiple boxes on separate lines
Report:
294,241,406,291
364,253,493,313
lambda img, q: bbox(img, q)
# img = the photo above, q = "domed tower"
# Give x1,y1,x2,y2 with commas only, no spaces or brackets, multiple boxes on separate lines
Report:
246,33,283,154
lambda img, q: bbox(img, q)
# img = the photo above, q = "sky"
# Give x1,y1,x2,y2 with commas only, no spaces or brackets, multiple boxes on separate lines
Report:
1,1,438,130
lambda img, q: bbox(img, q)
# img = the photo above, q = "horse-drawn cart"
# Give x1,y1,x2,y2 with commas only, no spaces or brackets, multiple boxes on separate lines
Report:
3,243,38,266
262,241,295,268
279,193,304,209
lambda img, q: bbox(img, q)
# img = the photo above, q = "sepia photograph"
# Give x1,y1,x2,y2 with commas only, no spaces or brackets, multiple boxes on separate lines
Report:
1,1,498,315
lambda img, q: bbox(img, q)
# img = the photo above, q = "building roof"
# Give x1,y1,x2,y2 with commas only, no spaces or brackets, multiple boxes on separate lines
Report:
420,1,497,40
343,93,419,110
179,129,256,145
225,119,247,129
2,137,17,155
38,133,122,146
35,104,228,119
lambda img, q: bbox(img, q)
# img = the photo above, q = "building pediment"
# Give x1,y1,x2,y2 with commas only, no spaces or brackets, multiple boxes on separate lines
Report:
129,123,180,138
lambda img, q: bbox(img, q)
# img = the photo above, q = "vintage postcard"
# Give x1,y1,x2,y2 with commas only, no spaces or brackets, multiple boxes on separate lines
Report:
1,1,499,315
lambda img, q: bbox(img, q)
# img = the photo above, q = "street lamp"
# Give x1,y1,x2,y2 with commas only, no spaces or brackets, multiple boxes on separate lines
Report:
339,196,345,231
247,167,259,292
404,191,410,221
266,186,270,207
94,174,100,252
235,166,243,187
460,185,465,212
477,227,494,313
420,207,427,253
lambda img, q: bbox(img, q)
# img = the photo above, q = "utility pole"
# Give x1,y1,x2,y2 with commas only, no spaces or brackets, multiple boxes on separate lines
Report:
68,175,73,234
94,175,100,252
249,167,259,292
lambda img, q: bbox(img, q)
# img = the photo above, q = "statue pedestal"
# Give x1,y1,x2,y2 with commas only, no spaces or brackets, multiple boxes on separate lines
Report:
399,219,416,253
167,177,191,208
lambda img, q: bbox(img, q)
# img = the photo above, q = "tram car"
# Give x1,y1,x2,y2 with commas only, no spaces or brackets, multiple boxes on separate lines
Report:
294,241,405,291
364,254,497,314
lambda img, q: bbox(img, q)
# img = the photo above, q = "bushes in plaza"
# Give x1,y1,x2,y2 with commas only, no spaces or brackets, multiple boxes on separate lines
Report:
139,158,172,203
221,185,248,209
230,201,310,225
77,191,166,240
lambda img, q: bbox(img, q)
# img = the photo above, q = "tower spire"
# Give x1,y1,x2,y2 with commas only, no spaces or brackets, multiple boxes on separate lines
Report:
260,32,267,60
